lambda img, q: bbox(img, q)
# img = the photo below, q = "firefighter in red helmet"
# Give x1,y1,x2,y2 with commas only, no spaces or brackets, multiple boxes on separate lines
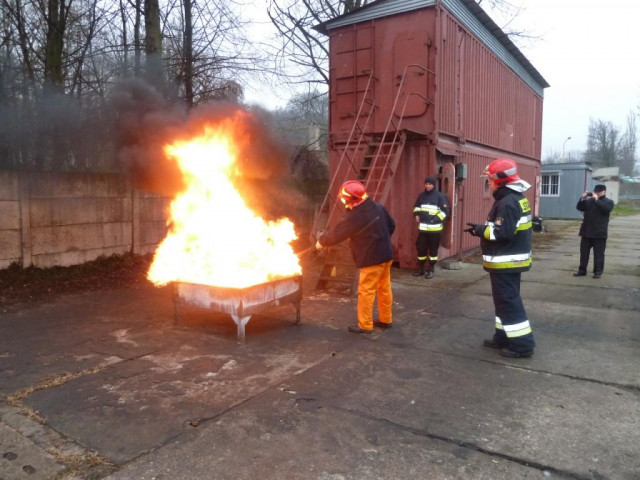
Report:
464,158,535,358
316,180,396,334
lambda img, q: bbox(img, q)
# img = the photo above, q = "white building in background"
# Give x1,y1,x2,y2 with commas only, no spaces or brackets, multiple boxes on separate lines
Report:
592,167,619,204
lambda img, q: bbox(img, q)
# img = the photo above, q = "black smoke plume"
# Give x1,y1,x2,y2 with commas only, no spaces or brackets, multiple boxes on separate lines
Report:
111,79,306,222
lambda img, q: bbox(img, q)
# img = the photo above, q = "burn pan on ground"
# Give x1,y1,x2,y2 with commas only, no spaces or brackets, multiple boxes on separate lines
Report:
173,276,302,343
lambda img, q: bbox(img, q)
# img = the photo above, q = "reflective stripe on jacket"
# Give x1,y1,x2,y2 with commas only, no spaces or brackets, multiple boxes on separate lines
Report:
412,189,449,232
481,188,532,273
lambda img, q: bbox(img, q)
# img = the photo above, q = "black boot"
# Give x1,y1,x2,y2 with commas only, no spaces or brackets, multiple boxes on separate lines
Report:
412,266,425,276
425,262,435,279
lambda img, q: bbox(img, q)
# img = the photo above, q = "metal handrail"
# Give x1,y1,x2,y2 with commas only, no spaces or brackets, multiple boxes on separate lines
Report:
312,71,377,236
366,64,434,201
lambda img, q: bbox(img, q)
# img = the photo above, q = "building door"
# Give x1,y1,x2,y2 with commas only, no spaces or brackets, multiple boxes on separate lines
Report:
439,162,455,250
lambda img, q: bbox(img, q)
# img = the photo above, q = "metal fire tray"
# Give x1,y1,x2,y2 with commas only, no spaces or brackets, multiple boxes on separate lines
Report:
173,275,302,343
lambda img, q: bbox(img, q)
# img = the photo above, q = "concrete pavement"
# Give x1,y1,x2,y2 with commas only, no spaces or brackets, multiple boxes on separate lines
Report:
1,215,639,480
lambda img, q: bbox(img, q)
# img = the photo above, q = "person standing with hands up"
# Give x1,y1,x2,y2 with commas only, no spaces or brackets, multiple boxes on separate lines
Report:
573,184,614,279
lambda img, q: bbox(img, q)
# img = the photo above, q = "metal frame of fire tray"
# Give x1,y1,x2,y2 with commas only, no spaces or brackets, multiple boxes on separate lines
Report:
172,276,302,344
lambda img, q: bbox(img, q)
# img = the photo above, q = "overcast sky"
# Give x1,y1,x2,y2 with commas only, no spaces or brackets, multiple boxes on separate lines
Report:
498,0,640,159
245,0,640,160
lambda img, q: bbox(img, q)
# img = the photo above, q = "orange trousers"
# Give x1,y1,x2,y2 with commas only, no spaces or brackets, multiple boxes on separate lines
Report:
357,260,394,330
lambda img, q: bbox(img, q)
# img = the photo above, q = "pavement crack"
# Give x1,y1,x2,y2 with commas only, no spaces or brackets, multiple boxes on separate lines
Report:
393,345,640,393
500,365,640,393
6,349,167,409
336,406,601,480
5,356,131,414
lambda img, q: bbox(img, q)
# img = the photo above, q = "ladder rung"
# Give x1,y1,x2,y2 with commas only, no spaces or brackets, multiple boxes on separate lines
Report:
360,164,389,170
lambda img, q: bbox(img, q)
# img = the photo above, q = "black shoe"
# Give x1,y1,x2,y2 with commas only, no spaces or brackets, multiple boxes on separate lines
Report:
425,271,434,279
483,339,506,349
348,325,373,334
412,269,425,277
593,273,602,279
500,348,534,358
573,271,586,277
373,320,393,329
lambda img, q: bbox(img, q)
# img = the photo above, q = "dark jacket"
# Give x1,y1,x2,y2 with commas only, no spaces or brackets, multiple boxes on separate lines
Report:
319,198,395,268
412,189,449,232
480,187,532,273
576,195,614,238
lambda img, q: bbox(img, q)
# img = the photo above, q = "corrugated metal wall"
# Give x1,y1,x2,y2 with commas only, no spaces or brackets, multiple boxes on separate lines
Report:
329,10,437,142
539,164,592,219
326,3,544,267
437,11,543,158
387,141,434,267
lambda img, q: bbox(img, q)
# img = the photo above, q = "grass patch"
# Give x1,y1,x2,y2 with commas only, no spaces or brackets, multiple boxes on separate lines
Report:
612,198,640,217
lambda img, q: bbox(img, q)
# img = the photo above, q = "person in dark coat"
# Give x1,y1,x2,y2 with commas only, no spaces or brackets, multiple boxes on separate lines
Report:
464,158,535,358
412,176,450,279
573,184,615,279
316,180,396,334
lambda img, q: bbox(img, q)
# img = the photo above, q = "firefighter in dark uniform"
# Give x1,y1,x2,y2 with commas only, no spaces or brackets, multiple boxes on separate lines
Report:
464,158,535,358
315,180,396,334
412,176,450,279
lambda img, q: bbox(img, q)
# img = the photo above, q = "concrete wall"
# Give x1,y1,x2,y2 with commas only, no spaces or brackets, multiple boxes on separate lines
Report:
0,171,169,269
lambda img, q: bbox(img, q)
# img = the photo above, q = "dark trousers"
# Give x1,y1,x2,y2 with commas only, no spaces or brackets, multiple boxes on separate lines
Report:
578,236,606,275
489,272,535,353
416,231,441,270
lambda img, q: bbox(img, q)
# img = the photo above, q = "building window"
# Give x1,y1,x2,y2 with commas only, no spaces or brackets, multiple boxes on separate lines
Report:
541,173,559,196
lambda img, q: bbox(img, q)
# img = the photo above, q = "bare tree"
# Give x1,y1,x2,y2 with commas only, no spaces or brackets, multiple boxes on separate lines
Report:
266,0,362,87
266,0,533,92
619,112,637,176
182,0,192,106
477,0,536,41
0,0,282,171
163,0,268,105
43,0,78,95
585,119,622,168
144,0,160,55
283,88,328,125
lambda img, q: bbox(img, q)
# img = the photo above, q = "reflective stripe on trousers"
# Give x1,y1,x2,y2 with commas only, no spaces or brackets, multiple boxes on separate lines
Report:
495,317,532,337
357,260,393,330
489,272,535,351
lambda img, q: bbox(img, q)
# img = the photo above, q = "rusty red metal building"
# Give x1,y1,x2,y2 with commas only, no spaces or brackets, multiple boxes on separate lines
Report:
315,0,549,269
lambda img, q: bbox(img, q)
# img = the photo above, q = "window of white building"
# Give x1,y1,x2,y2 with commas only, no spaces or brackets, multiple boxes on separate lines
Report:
541,173,560,196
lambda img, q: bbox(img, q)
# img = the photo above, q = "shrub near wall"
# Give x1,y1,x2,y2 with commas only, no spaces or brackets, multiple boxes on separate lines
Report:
0,171,169,270
0,171,21,269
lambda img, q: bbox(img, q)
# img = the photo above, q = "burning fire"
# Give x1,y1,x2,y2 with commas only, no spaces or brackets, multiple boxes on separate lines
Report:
147,112,301,288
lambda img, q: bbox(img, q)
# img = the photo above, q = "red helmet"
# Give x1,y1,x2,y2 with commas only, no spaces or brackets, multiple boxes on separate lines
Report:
337,180,368,209
482,158,521,188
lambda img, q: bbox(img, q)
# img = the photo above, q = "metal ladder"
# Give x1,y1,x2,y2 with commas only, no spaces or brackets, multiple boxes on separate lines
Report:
313,64,433,292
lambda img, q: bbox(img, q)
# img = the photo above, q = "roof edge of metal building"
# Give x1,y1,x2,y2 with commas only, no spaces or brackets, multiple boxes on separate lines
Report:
315,0,549,96
541,162,593,171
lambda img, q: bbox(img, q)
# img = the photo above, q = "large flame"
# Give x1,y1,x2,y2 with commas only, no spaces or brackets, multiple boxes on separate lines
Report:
147,113,301,288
